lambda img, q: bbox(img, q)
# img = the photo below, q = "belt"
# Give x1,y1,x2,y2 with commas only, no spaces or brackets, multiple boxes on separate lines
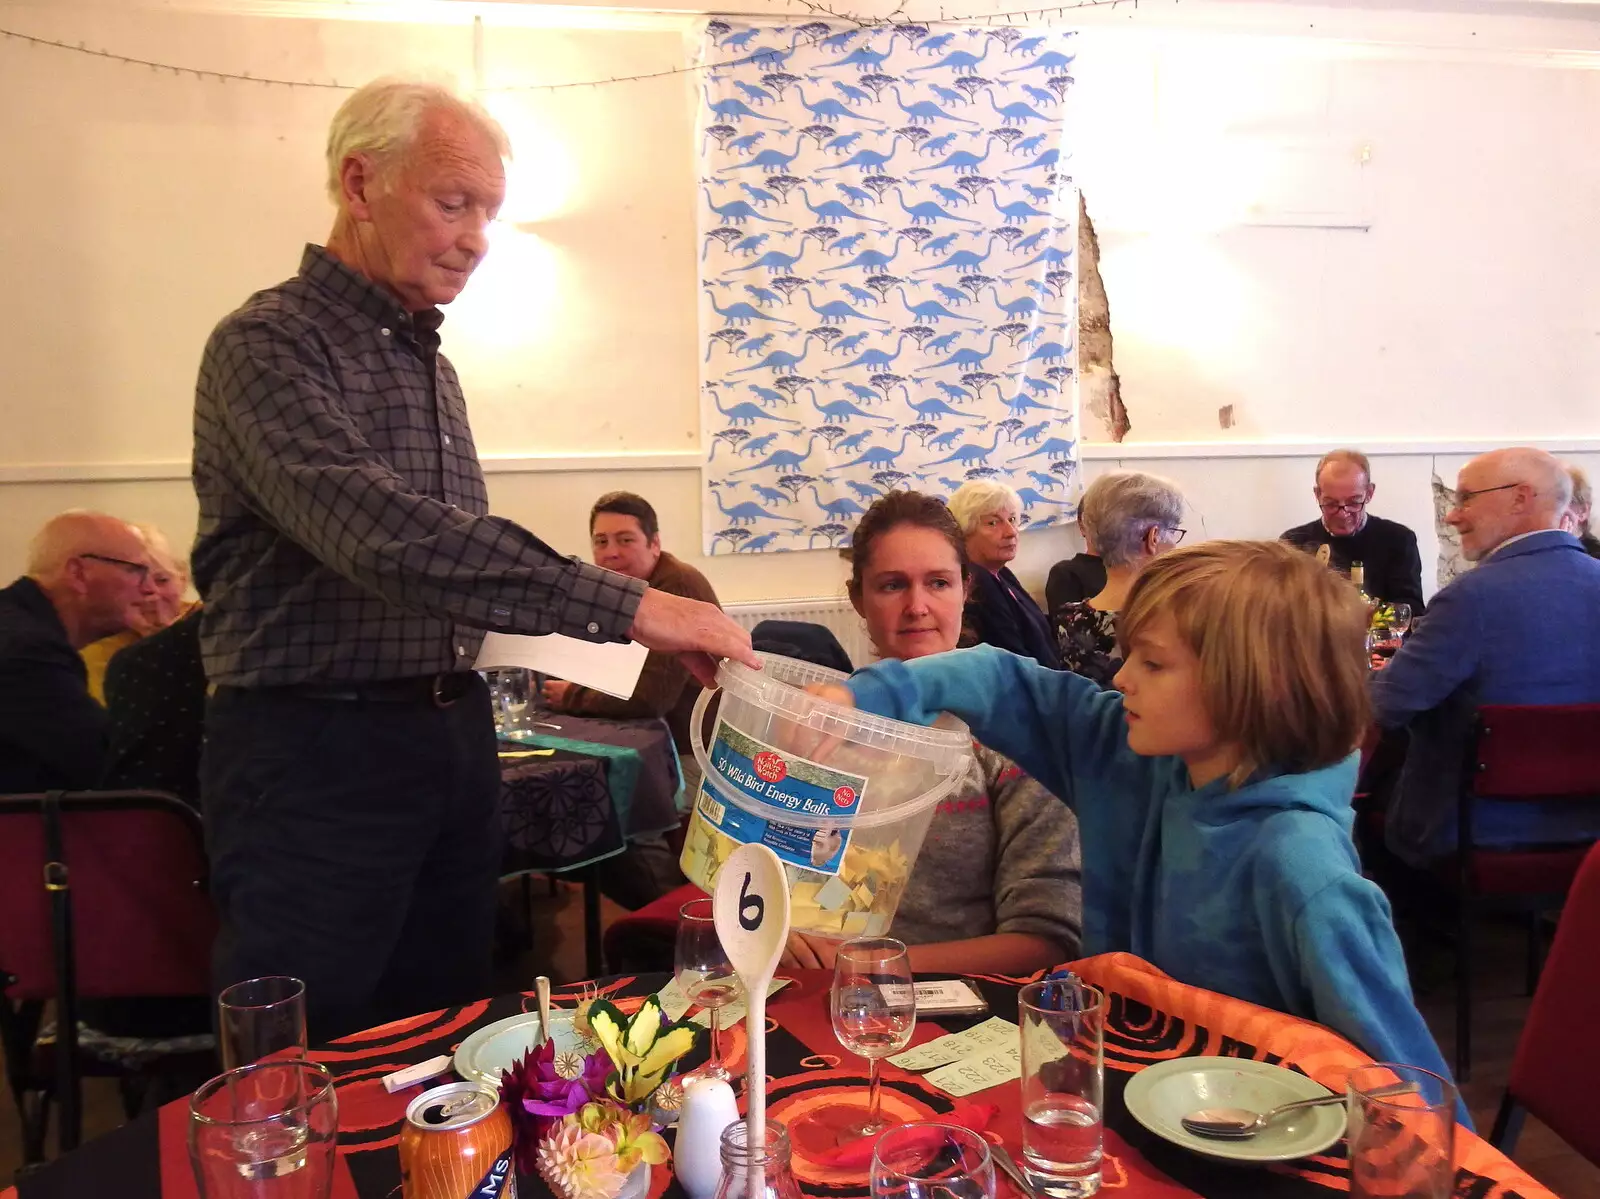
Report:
243,673,478,709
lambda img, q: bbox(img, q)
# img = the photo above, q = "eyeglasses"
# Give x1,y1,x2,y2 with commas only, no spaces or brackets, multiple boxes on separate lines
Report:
80,553,151,584
1163,527,1187,543
1452,482,1522,508
1318,497,1369,515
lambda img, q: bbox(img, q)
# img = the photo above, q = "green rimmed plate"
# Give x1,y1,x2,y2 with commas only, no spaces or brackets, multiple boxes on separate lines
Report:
1122,1056,1344,1163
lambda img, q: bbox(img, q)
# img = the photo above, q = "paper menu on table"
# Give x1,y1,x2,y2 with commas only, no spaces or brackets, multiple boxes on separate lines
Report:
475,631,647,701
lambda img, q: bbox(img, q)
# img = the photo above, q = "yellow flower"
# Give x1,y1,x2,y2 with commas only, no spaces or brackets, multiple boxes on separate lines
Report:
612,1109,670,1173
537,1121,628,1199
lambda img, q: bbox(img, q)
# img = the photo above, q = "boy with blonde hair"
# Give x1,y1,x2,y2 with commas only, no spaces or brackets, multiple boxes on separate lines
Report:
817,540,1453,1088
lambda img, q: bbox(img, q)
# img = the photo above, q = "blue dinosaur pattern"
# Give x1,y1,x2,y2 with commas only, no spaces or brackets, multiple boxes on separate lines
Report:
698,18,1082,553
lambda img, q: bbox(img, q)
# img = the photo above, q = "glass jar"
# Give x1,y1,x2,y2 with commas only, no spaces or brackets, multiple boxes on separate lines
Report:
713,1119,802,1199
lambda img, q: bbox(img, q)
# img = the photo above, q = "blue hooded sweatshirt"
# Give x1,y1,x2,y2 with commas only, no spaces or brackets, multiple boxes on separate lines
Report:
848,644,1458,1097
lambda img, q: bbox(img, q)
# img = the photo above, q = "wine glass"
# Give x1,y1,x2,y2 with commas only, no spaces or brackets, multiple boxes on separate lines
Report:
831,936,916,1138
1390,603,1413,639
676,898,741,1084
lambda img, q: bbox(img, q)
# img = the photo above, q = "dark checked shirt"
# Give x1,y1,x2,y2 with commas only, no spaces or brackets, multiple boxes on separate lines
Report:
192,244,645,687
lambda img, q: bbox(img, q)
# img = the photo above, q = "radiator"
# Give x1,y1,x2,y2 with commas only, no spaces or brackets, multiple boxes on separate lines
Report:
724,596,873,669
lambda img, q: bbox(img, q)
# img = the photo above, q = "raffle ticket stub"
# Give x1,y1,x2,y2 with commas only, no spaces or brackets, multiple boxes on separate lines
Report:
654,978,792,1027
889,1016,1021,1096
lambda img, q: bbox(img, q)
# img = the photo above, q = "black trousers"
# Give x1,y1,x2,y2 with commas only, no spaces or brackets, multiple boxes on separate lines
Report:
201,678,501,1043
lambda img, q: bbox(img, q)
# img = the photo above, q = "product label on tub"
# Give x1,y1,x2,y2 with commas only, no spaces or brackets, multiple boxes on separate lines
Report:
696,718,869,876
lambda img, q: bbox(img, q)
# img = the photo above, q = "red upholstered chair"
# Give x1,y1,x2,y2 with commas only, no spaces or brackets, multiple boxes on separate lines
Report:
602,883,707,974
0,790,217,1163
1451,705,1600,1081
1489,840,1600,1167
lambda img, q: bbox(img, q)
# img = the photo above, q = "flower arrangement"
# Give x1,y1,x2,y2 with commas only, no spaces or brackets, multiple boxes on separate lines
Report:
500,995,700,1199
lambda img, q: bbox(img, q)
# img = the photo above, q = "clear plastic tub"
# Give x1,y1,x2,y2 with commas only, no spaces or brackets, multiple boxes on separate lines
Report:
680,654,975,940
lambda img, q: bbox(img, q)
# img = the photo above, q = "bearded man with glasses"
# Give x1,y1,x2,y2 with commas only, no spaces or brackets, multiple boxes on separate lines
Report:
0,511,155,792
1281,448,1425,613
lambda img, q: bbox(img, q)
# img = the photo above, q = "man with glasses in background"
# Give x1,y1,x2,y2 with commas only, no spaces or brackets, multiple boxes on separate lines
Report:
1282,448,1425,613
0,511,154,793
1370,447,1600,866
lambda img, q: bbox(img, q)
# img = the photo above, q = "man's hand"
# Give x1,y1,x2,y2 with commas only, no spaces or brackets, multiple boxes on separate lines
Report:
627,588,760,688
542,679,571,708
780,932,842,972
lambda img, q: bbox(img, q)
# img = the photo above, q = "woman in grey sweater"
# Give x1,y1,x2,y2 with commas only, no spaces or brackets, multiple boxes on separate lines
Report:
783,492,1082,974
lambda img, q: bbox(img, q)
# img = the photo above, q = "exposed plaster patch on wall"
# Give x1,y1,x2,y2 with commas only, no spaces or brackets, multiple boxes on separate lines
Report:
1431,470,1470,588
1078,193,1129,443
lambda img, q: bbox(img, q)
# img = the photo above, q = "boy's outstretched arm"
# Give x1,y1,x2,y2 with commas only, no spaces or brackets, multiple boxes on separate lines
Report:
845,644,1130,807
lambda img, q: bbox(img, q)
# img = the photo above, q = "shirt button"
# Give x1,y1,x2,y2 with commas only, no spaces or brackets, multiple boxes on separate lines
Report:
380,327,391,337
443,434,452,446
456,645,467,656
587,622,600,635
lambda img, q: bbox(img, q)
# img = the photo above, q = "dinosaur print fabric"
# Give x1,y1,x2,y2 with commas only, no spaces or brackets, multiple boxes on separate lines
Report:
697,19,1083,554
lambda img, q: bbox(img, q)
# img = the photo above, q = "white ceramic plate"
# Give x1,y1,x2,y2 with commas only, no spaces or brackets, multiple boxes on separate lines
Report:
453,1011,591,1087
1122,1056,1345,1163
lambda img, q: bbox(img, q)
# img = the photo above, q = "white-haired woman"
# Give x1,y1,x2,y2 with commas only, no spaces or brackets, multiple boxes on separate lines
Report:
947,480,1061,668
1052,471,1186,686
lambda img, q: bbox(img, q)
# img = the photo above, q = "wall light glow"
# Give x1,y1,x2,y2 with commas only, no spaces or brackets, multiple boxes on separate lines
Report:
448,220,563,350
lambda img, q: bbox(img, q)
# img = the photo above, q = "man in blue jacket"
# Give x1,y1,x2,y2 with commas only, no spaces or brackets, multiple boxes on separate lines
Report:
1372,447,1600,866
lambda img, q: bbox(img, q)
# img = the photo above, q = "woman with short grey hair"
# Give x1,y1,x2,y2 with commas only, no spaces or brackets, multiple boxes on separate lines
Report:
947,480,1061,668
1053,471,1187,686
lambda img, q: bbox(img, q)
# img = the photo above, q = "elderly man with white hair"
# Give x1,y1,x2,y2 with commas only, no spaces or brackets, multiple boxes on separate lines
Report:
1,511,155,793
1372,447,1600,866
192,79,756,1040
947,480,1061,669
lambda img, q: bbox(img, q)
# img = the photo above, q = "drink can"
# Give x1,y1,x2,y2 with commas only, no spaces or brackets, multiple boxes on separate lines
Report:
400,1081,516,1199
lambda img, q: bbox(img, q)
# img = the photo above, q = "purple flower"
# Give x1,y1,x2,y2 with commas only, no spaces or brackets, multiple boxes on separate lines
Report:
502,1039,614,1150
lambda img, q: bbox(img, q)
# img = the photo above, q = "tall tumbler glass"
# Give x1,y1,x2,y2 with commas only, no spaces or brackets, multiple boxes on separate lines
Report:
1347,1064,1457,1199
189,1059,338,1199
219,976,307,1070
1019,978,1104,1199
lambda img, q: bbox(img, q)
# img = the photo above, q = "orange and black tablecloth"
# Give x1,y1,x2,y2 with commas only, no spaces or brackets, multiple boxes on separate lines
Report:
8,954,1553,1199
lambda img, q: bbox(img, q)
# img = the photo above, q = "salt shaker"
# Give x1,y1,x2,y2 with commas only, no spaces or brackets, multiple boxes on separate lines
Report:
675,1076,739,1199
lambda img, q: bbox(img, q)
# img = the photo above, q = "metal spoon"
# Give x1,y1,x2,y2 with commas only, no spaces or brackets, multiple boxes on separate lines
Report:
1182,1080,1417,1140
989,1142,1041,1199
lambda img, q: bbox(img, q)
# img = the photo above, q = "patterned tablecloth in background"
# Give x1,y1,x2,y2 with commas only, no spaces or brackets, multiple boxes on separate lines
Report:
9,954,1552,1199
497,713,684,874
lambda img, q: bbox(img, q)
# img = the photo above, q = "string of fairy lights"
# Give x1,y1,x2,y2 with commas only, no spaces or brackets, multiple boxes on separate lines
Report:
0,0,1153,92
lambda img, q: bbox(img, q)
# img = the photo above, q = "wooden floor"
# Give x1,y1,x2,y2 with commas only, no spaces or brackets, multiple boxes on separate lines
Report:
3,883,1597,1196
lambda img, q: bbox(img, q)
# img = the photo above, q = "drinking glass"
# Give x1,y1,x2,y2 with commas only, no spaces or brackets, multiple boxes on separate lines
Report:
1019,978,1104,1199
1347,1063,1456,1199
495,668,532,730
218,976,307,1071
189,1059,338,1199
870,1122,996,1199
831,936,916,1137
676,898,741,1084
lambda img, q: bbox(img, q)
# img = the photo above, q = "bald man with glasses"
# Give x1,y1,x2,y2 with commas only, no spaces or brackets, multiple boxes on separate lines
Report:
1371,447,1600,865
0,511,155,792
1281,449,1425,613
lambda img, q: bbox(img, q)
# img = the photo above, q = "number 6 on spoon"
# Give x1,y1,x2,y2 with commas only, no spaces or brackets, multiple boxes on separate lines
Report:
713,844,790,1198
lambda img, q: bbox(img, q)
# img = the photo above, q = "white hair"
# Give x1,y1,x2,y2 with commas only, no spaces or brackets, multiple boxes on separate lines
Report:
325,78,511,203
947,480,1022,535
1078,471,1186,568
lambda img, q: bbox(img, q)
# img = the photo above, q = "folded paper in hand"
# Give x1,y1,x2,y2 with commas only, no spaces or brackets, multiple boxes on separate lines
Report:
476,632,648,701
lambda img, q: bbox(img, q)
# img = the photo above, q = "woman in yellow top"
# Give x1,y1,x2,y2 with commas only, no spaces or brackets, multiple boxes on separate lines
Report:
80,525,194,703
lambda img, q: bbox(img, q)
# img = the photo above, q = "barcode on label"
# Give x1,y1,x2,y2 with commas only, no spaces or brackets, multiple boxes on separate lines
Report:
698,793,726,824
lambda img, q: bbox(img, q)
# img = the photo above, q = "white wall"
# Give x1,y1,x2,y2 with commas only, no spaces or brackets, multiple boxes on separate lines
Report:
2,0,1597,603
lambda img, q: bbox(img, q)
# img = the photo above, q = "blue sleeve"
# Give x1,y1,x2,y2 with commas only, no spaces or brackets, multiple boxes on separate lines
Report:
846,644,1148,811
1369,580,1480,729
1288,876,1472,1128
